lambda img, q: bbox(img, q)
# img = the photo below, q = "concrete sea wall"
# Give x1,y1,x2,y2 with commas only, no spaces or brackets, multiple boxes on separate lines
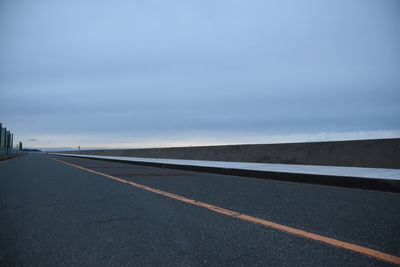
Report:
61,138,400,169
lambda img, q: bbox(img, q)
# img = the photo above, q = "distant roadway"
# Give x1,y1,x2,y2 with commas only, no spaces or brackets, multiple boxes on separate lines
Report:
1,153,399,266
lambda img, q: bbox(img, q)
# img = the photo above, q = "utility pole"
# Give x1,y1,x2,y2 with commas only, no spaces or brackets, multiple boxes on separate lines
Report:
10,133,13,152
5,130,9,155
0,123,2,150
0,123,2,154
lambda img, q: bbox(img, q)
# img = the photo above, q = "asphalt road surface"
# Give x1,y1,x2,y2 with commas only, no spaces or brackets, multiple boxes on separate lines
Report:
1,153,399,266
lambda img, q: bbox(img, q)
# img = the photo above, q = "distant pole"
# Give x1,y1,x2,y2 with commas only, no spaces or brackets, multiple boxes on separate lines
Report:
5,130,9,155
0,123,2,154
78,145,80,154
0,123,2,150
0,127,4,149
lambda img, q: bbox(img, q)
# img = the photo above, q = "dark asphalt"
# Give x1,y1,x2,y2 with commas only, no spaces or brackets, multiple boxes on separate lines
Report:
0,154,399,266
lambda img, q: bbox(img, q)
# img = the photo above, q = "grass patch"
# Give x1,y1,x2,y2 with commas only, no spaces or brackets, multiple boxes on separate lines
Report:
0,153,27,162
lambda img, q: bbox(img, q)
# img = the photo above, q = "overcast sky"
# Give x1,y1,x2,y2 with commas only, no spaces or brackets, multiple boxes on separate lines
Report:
1,0,399,150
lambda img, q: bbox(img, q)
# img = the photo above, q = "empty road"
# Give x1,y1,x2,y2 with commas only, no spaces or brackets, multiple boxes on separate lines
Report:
1,153,399,266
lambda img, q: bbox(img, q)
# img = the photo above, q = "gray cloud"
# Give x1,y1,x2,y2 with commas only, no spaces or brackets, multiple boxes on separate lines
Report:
1,0,399,147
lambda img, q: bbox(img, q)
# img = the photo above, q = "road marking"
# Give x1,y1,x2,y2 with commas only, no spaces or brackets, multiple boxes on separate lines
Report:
82,166,146,169
110,173,199,177
47,156,400,265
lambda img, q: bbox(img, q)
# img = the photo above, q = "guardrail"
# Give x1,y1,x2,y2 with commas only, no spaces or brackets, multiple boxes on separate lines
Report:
58,138,400,169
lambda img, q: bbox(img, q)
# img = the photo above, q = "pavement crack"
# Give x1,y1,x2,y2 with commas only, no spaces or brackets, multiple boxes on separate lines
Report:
74,217,131,225
92,195,135,203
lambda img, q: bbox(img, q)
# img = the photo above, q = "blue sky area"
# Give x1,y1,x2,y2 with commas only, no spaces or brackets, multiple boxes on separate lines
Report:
1,0,399,150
